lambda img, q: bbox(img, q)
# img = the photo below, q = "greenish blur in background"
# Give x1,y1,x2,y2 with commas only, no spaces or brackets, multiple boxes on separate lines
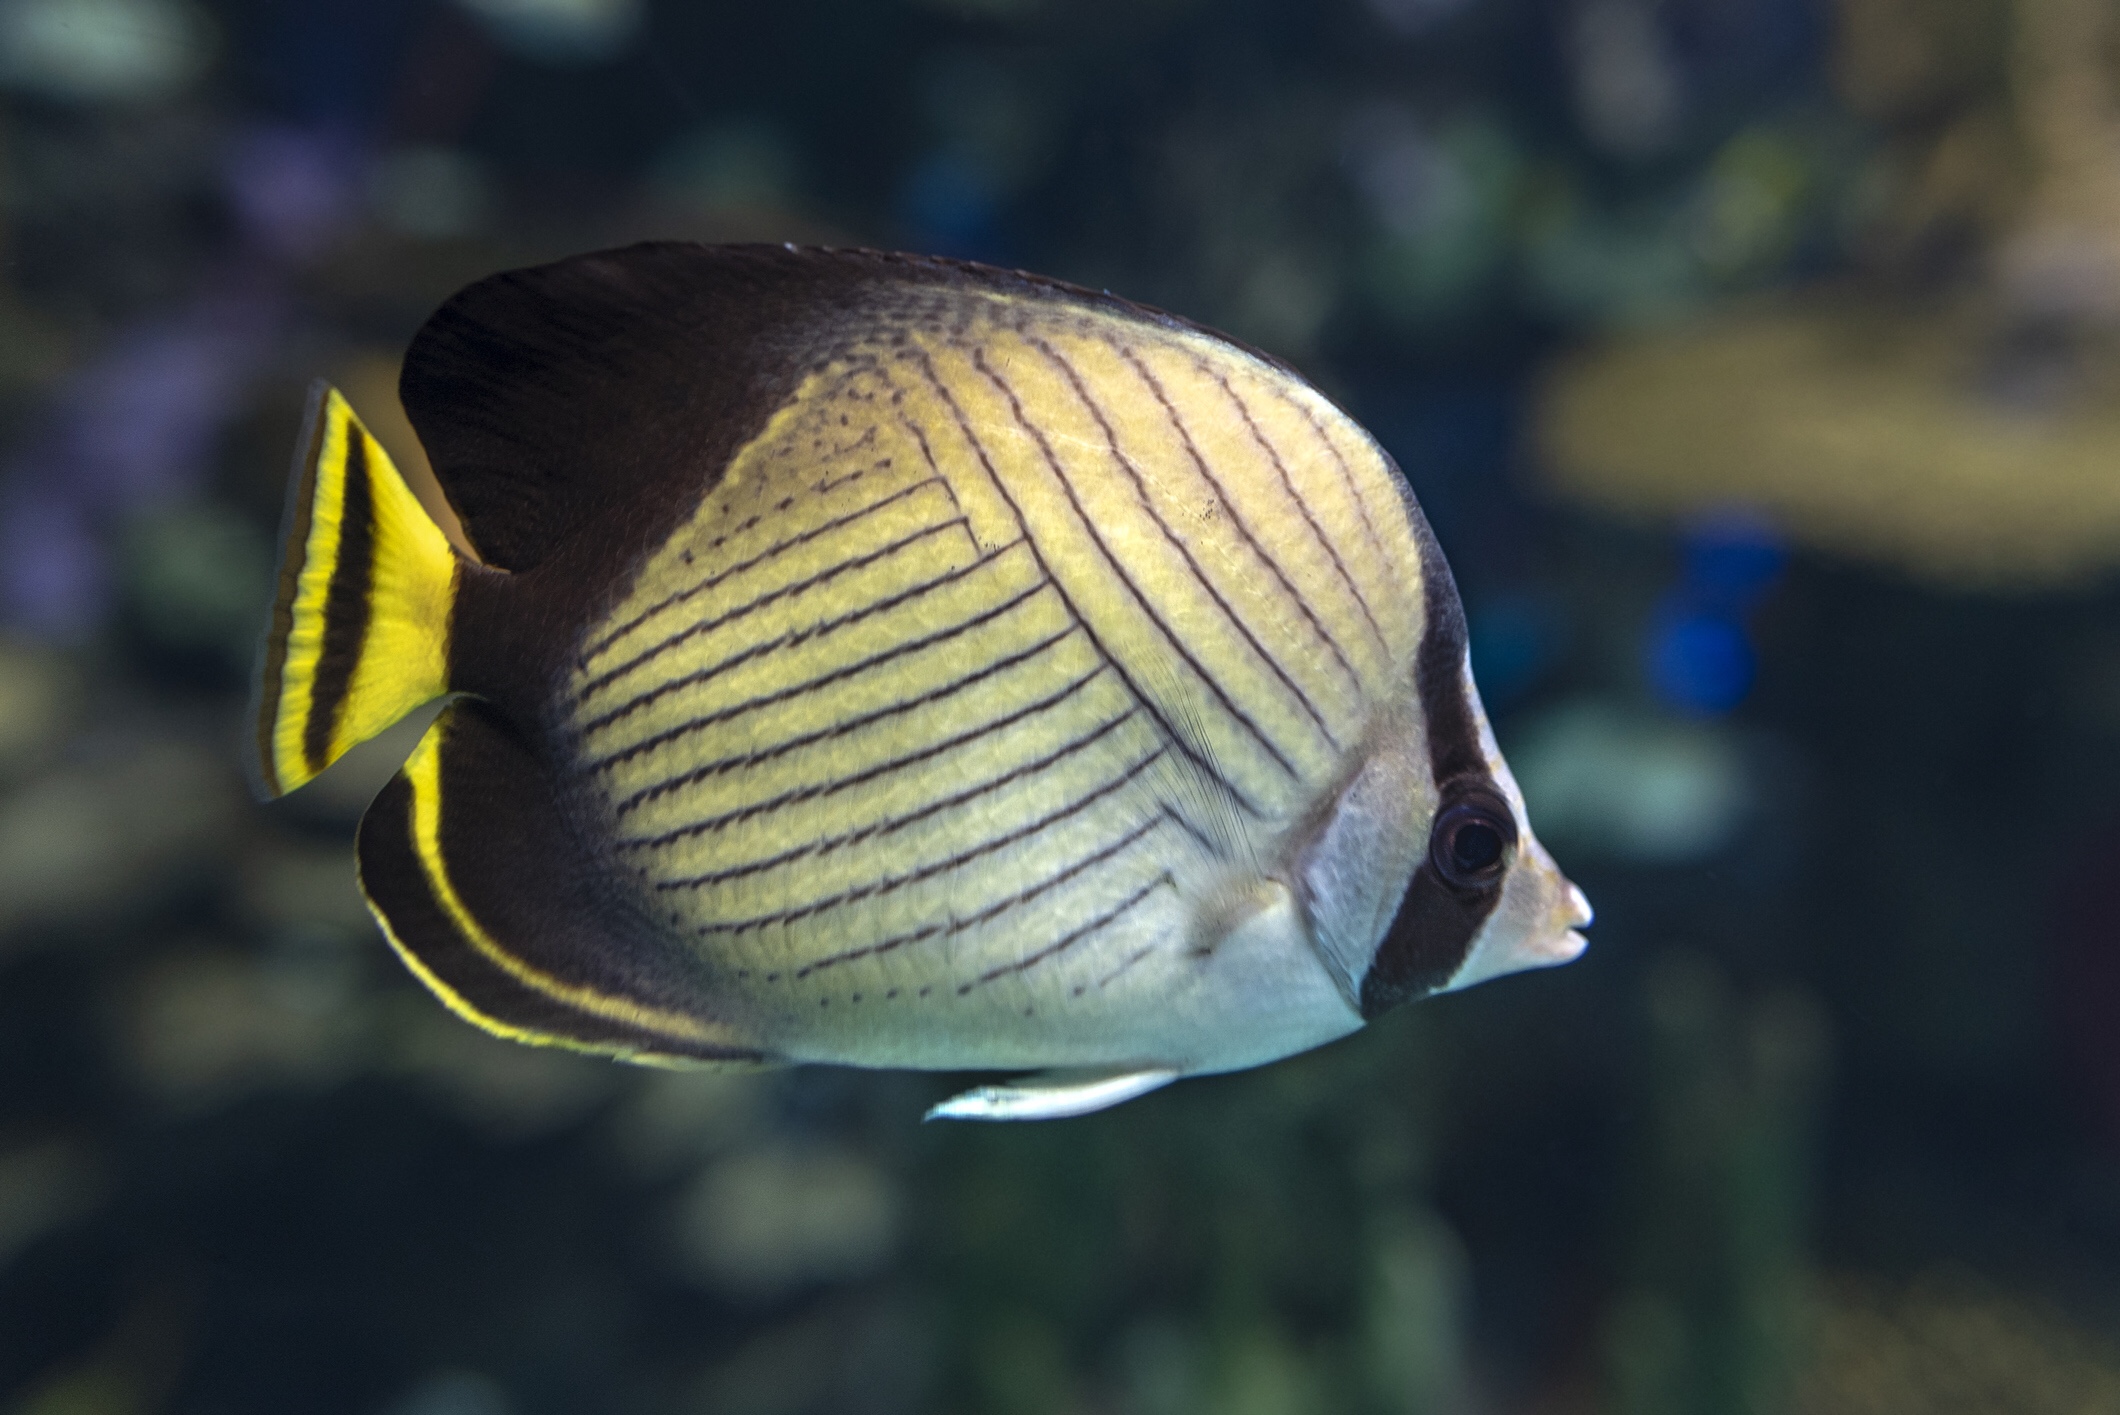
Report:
3,0,2120,1412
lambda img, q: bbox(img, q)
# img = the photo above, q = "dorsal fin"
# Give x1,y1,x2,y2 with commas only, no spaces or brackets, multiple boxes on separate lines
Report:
397,242,1247,572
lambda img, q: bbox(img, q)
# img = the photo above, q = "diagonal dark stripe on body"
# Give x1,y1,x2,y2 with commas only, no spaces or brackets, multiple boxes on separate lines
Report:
893,350,1265,821
578,475,948,665
1190,356,1391,654
1027,334,1342,752
610,620,1079,814
969,345,1302,781
792,813,1167,978
1110,338,1365,691
620,664,1115,849
639,699,1138,882
578,539,1034,743
678,748,1170,935
961,872,1175,991
577,514,971,702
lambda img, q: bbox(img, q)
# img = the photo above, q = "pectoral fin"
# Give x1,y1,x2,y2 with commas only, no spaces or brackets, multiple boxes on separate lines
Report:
924,1066,1179,1122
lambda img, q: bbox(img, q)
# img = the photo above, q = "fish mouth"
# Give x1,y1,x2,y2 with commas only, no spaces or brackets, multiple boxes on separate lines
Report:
1565,882,1594,930
1521,922,1590,969
1536,883,1593,967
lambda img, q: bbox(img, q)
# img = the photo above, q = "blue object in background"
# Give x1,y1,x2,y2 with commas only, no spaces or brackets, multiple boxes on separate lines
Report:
1646,511,1784,715
1648,603,1755,714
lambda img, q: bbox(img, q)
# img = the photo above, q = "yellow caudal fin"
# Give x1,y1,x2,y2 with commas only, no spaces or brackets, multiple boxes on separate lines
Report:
250,383,463,799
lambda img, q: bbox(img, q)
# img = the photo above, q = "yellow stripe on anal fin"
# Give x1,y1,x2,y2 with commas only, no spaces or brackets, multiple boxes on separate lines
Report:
380,718,757,1065
254,384,461,798
367,908,736,1071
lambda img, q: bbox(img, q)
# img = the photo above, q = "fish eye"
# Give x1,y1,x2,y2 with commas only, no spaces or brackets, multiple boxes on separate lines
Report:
1430,791,1516,890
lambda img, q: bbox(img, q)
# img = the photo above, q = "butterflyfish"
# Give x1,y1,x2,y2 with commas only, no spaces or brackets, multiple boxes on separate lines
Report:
249,243,1591,1121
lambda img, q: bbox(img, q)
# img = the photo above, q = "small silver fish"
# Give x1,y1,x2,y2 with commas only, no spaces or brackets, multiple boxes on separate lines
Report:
250,243,1590,1120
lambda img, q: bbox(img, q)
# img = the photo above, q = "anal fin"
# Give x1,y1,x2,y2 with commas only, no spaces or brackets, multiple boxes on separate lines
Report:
925,1067,1179,1122
357,700,768,1068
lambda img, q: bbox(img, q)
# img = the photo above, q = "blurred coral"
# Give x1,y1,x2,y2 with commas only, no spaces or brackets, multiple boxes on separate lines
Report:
1537,0,2120,590
1797,1270,2120,1415
1538,300,2120,587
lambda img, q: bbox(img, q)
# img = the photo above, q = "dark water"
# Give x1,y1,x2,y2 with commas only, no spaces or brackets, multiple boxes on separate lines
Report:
2,1,2118,1412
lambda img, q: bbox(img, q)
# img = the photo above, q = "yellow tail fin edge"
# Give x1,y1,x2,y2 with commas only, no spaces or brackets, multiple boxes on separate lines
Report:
251,383,460,799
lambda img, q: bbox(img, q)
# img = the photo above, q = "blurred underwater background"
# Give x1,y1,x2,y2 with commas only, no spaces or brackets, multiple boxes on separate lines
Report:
3,0,2120,1411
